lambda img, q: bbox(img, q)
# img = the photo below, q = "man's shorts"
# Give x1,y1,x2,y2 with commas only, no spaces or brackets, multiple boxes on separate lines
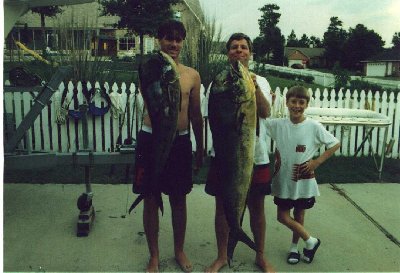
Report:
133,130,193,196
273,196,316,210
205,157,272,197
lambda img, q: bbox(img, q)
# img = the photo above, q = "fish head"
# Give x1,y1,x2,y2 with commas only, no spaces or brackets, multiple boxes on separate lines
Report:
139,51,179,93
227,61,256,100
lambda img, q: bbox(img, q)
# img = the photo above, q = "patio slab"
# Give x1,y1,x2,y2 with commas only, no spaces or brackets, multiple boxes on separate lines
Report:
3,183,400,272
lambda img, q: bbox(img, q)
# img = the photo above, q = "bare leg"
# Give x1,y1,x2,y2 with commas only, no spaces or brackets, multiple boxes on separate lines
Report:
205,196,228,273
292,208,305,244
169,194,192,272
277,207,309,241
248,195,275,273
144,196,160,273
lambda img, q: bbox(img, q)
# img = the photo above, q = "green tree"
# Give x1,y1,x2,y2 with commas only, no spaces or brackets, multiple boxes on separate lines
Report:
310,36,322,48
31,6,63,49
392,32,400,49
323,16,347,68
341,24,384,70
298,34,310,47
286,30,298,47
100,0,179,56
253,36,267,62
256,4,285,65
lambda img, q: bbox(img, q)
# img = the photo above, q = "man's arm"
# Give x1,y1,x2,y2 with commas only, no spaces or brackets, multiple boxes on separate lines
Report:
255,87,271,118
252,75,271,118
189,70,204,171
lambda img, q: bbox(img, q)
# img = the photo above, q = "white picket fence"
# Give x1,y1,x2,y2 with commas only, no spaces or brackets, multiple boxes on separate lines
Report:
3,81,400,159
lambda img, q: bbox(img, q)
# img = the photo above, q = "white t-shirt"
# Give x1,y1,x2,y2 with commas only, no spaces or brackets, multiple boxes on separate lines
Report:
204,75,272,165
265,118,339,200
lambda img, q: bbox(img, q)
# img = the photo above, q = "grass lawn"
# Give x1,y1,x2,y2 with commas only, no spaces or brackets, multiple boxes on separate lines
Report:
265,75,325,91
366,76,400,81
4,155,399,185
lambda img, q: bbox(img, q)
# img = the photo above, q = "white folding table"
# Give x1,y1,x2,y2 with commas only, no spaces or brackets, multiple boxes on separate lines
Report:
305,107,392,180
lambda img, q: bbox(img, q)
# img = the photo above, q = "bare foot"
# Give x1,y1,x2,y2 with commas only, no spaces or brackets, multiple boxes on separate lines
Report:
255,255,276,273
175,251,193,273
146,257,159,273
205,257,227,273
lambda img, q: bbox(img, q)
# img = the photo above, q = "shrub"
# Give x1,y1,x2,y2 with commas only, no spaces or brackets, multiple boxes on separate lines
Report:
332,63,350,90
349,79,382,92
302,75,314,83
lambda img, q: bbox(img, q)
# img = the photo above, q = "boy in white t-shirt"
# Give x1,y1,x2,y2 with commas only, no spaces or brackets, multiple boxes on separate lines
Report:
265,86,340,264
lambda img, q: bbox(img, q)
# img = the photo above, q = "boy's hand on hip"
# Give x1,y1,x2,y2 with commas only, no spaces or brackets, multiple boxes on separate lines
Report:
302,159,319,173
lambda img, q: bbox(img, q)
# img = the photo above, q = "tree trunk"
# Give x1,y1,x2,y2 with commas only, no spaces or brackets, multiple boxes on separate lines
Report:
41,13,46,51
140,34,144,56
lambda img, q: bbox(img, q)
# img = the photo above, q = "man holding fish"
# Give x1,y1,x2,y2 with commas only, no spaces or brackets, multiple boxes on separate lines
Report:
205,33,276,273
132,20,203,273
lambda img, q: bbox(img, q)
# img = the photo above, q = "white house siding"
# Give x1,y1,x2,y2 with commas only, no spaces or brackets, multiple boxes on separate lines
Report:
388,62,393,75
367,62,387,77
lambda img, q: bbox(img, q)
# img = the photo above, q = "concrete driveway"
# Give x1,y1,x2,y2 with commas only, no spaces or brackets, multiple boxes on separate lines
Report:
3,183,400,272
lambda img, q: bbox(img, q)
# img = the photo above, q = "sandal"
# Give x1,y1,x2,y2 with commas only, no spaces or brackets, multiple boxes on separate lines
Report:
287,251,300,264
303,238,321,263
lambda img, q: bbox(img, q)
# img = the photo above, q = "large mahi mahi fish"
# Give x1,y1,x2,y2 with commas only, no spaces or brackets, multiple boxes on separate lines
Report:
129,51,181,214
208,61,257,263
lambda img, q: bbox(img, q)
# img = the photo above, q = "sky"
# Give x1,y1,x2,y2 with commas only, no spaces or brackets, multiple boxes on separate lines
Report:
199,0,400,47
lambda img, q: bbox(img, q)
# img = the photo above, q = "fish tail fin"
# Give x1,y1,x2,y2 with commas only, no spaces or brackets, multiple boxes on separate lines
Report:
157,193,164,216
227,228,257,264
227,233,239,267
128,194,145,214
129,193,164,215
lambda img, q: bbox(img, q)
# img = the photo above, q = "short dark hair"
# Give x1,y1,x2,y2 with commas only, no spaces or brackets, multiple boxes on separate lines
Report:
157,20,186,41
226,33,253,52
286,86,310,103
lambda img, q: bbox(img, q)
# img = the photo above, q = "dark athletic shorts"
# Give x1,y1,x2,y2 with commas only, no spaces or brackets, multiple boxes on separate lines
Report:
205,157,272,196
133,130,193,196
274,196,316,210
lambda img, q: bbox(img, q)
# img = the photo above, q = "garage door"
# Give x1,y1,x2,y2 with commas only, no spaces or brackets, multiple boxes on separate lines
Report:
367,62,386,77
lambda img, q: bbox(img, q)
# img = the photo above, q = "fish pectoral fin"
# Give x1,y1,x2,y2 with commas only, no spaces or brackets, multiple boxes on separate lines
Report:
128,194,145,214
236,111,245,133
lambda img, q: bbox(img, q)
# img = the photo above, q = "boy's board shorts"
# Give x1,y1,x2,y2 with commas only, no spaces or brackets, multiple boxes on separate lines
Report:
133,130,193,196
205,157,272,196
273,196,316,210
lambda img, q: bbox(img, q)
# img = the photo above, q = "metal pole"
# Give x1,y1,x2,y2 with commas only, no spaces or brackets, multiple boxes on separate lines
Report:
354,127,374,157
378,126,389,181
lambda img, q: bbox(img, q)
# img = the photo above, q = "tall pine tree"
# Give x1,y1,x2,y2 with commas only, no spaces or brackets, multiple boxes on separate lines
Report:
255,4,285,65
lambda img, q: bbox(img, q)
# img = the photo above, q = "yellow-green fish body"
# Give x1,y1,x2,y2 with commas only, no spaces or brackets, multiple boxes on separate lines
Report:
129,51,180,214
208,61,257,262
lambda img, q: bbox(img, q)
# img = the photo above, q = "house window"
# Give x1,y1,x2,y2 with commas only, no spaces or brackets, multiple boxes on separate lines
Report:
119,37,135,51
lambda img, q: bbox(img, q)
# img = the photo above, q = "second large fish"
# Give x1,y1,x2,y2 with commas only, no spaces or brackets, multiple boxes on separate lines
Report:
208,61,257,263
129,51,181,214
